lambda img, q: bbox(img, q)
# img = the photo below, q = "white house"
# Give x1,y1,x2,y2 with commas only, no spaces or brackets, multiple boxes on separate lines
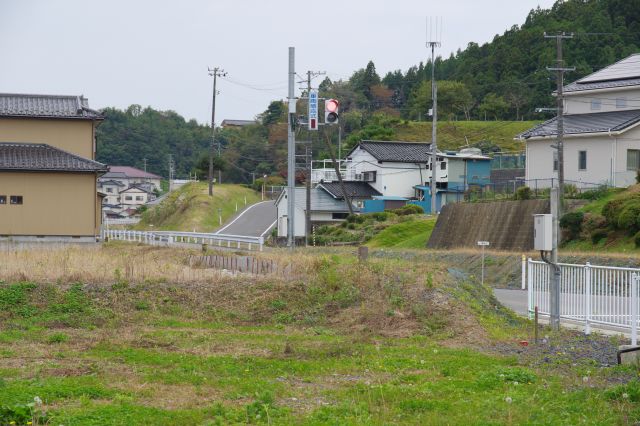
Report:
520,54,640,188
99,166,162,191
275,187,360,238
119,185,154,207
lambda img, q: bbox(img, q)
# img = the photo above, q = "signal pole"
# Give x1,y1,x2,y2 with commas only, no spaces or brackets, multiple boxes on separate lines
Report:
544,31,574,331
287,47,296,249
208,67,227,196
427,17,442,215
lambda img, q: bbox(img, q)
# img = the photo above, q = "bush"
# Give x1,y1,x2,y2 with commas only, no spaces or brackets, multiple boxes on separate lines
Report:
616,202,640,233
514,186,532,200
635,231,640,248
370,212,391,222
591,228,609,244
560,212,584,240
579,185,610,200
602,199,625,227
392,204,424,216
564,184,579,199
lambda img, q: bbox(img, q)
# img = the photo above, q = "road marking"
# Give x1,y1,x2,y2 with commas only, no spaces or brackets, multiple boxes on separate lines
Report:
261,220,278,237
215,200,274,235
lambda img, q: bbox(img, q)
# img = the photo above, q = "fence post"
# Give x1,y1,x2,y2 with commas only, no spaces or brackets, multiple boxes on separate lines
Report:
632,273,638,346
585,262,591,335
521,254,526,290
527,258,533,319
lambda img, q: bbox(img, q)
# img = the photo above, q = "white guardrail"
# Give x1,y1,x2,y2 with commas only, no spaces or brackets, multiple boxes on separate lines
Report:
528,259,640,342
102,229,264,251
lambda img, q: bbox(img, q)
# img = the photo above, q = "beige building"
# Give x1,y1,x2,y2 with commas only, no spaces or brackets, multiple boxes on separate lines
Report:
0,94,106,242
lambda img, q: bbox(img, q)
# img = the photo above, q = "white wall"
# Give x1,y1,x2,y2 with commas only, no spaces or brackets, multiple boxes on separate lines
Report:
564,87,640,115
526,127,640,188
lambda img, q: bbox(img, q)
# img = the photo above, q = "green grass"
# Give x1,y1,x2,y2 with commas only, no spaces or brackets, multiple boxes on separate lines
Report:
134,182,261,232
0,250,638,425
392,120,538,152
367,217,436,249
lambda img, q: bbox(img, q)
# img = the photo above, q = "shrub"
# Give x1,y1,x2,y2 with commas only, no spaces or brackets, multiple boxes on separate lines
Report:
514,186,532,200
370,212,390,222
602,199,625,227
635,231,640,248
591,228,609,244
393,204,424,216
564,184,579,199
560,212,584,240
579,185,610,200
617,202,640,233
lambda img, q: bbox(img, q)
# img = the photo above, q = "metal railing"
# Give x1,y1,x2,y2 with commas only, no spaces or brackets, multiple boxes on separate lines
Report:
528,259,640,342
102,229,264,251
104,218,141,226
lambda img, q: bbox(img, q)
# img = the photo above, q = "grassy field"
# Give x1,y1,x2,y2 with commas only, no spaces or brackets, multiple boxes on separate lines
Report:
134,183,262,232
392,121,538,152
0,245,638,425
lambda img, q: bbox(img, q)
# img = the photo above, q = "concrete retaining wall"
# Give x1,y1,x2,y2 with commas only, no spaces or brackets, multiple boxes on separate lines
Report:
427,199,550,251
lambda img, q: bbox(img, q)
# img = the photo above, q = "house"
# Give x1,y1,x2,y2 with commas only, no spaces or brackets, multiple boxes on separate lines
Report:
275,187,354,238
315,181,381,209
221,119,258,128
98,180,125,205
99,166,162,191
520,54,640,188
119,185,154,207
0,93,106,242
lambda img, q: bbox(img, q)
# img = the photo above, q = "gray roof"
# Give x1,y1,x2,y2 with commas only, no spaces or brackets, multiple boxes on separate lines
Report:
519,109,640,139
317,181,381,199
0,93,103,120
99,179,126,187
350,140,432,163
279,187,352,212
0,142,107,172
564,54,640,93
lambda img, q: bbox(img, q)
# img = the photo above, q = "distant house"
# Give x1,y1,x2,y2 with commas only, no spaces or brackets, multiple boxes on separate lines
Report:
315,181,381,209
0,93,106,242
119,185,154,207
99,166,162,191
98,180,126,205
520,53,640,188
275,187,355,238
221,119,258,128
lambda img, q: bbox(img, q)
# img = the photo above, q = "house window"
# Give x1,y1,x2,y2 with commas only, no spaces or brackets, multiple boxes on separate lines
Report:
578,151,587,171
106,188,113,193
440,162,447,170
125,196,133,201
0,196,5,204
332,212,349,220
616,97,627,109
627,149,640,170
591,99,601,111
10,196,23,205
135,196,144,201
362,171,376,182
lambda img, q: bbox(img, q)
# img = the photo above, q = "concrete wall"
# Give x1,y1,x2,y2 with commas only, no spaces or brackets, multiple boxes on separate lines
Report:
0,118,96,159
427,199,550,251
0,172,99,236
564,88,640,115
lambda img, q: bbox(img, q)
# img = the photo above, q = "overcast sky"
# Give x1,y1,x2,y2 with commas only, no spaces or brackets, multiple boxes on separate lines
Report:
0,0,556,124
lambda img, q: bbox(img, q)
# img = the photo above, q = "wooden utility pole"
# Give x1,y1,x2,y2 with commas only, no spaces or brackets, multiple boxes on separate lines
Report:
208,67,227,196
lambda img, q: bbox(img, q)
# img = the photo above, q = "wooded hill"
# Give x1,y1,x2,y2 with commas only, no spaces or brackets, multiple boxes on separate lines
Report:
96,0,640,182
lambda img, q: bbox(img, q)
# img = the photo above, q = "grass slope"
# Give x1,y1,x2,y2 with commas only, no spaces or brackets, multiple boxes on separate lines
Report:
0,246,636,424
367,217,436,249
135,182,261,232
392,120,538,152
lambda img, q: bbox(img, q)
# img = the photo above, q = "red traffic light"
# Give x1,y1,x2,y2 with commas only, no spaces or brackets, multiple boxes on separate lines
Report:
325,99,339,113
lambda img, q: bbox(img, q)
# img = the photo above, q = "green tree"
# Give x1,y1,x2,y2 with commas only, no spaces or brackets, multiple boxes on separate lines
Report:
478,93,510,120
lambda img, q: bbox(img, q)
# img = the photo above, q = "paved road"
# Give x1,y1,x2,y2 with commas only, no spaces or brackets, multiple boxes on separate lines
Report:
216,201,277,237
494,289,528,315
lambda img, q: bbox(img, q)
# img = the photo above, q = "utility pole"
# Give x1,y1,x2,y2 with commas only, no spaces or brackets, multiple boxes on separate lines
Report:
427,17,442,215
287,47,296,249
544,31,574,331
168,154,174,191
143,158,147,173
208,66,227,196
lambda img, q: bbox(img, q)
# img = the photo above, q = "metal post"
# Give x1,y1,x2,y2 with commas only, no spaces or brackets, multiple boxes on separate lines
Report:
528,258,533,319
481,244,485,286
521,254,526,290
287,47,296,249
550,187,560,331
585,262,591,335
632,273,638,346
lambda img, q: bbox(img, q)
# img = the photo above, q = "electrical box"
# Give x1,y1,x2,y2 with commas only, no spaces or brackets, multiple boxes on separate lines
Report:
533,214,553,251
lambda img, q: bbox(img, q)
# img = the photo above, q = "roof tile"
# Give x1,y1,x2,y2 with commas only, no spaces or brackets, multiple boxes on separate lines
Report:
0,93,103,120
0,143,107,172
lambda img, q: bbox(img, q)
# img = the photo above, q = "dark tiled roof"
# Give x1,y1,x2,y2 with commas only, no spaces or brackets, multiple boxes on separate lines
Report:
317,182,381,199
107,166,162,179
353,140,432,163
564,54,640,93
99,179,126,187
0,93,103,120
519,110,640,138
0,143,107,172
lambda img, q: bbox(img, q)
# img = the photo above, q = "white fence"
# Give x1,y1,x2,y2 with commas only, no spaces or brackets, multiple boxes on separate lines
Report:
104,218,141,226
527,259,640,342
102,229,264,252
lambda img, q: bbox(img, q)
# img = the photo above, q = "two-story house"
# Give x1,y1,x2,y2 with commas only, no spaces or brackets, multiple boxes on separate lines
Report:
520,54,640,188
0,93,107,242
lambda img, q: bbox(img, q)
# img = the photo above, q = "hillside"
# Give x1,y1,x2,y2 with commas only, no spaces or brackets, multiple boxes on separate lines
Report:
134,182,261,232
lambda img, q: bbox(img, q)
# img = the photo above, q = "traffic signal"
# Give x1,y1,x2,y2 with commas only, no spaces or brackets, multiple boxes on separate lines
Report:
324,99,339,124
